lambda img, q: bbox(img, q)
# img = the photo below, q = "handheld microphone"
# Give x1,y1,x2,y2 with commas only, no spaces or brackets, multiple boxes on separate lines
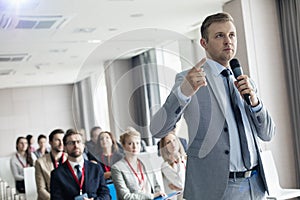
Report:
229,58,251,105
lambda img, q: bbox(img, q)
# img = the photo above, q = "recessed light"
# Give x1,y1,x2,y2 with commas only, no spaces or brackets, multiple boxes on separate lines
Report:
49,49,67,53
130,13,144,18
108,28,118,31
74,28,96,33
87,40,102,44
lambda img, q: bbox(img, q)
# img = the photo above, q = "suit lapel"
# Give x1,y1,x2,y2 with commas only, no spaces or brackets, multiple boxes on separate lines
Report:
83,161,88,192
45,154,54,171
198,63,227,158
203,63,227,117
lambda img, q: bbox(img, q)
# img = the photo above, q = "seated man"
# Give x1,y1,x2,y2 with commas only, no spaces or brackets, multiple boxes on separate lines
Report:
35,129,66,200
50,130,110,200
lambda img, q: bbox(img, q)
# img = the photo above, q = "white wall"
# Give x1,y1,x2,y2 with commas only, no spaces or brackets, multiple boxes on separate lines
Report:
0,84,75,157
224,0,296,188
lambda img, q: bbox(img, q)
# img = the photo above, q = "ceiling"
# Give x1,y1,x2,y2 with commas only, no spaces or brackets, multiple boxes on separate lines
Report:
0,0,230,89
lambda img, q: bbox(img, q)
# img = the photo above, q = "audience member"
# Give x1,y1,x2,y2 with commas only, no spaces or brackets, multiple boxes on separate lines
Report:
157,127,187,156
67,128,89,160
111,127,165,199
89,131,123,182
34,134,49,159
50,130,110,199
86,126,102,155
10,136,34,193
35,129,66,200
26,134,36,153
160,133,187,200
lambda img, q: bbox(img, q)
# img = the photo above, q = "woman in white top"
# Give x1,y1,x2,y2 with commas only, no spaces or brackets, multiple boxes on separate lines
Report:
10,136,34,193
160,131,187,200
111,127,165,200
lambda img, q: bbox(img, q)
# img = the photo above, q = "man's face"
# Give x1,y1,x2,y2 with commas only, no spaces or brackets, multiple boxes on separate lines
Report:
50,134,64,153
201,21,237,66
64,134,84,158
92,128,101,143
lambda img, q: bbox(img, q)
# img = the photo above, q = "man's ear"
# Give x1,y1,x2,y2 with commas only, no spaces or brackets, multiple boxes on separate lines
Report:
200,38,207,49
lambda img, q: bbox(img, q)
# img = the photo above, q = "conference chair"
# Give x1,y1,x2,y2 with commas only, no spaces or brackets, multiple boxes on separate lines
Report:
261,150,300,200
107,183,117,200
24,167,37,200
0,156,15,188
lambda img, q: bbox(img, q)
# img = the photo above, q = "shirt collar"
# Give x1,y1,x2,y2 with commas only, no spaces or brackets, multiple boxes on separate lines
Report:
206,58,232,77
68,157,84,171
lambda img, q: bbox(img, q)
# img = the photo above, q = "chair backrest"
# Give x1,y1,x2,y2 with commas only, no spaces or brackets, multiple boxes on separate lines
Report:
260,150,281,195
0,156,15,188
138,151,164,189
107,183,117,200
24,167,37,200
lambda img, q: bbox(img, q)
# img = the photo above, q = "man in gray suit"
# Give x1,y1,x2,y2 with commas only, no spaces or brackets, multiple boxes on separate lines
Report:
150,12,275,200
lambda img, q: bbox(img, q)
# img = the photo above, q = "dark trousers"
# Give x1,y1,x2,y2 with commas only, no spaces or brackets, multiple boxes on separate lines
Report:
16,180,25,193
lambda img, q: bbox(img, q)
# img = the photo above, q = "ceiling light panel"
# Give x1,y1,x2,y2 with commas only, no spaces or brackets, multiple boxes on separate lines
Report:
0,54,29,62
0,14,72,30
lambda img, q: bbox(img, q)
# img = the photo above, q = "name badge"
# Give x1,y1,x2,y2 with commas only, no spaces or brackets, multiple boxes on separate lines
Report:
74,193,88,200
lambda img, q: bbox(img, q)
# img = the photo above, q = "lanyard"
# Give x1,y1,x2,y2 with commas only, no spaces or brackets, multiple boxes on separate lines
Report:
66,160,85,195
174,158,186,170
16,153,28,168
51,152,65,169
125,158,144,185
101,154,111,172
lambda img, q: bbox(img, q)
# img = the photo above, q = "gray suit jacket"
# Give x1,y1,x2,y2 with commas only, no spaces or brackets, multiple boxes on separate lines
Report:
111,158,161,200
150,62,275,200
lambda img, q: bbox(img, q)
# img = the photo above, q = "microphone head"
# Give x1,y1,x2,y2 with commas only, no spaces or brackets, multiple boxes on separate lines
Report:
229,58,240,69
230,58,243,78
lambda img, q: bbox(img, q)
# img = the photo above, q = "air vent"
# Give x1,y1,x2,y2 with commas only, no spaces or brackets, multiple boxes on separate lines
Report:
0,54,29,62
0,69,15,76
0,14,72,30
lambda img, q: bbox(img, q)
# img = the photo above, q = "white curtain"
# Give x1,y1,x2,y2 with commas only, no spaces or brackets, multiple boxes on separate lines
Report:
277,0,300,187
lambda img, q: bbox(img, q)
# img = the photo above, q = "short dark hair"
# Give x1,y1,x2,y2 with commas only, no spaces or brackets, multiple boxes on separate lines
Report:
49,129,64,142
201,12,234,41
37,134,47,142
90,126,102,138
63,130,82,146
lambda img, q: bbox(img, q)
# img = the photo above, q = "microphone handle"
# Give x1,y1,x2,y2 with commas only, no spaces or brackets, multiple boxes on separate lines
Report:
232,67,251,105
244,94,251,105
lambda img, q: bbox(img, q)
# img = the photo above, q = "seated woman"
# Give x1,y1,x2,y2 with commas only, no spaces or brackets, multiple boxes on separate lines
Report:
160,132,187,200
91,131,123,182
10,136,34,193
111,127,165,200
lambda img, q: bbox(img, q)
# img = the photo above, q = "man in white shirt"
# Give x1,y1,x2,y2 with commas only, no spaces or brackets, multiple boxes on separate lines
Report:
50,130,110,200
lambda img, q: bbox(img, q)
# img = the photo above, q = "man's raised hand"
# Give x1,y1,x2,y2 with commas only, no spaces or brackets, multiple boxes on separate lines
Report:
180,58,207,97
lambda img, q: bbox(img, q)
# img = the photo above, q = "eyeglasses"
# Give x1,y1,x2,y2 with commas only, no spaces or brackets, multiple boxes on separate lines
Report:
66,140,82,146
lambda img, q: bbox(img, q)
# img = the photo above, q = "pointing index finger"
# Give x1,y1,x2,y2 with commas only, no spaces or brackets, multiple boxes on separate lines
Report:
195,58,207,70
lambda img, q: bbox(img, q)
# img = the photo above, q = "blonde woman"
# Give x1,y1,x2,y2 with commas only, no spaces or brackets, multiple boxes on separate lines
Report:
160,131,186,200
111,127,165,200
